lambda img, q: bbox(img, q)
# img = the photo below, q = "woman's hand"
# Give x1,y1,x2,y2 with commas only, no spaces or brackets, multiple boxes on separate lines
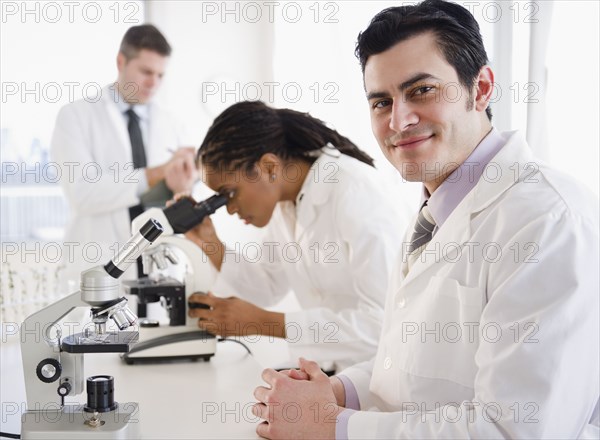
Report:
188,292,285,338
169,194,225,270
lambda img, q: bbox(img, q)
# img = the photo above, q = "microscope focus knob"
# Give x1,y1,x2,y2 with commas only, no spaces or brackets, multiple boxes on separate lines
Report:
36,358,61,383
57,381,72,397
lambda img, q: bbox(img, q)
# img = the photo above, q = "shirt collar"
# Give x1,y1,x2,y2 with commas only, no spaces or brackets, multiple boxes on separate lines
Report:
425,127,506,228
111,84,150,121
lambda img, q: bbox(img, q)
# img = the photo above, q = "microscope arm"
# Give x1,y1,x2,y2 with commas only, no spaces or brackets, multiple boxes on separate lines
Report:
20,291,87,409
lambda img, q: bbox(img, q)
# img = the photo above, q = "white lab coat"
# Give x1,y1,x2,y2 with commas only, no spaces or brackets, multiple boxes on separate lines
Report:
341,131,600,438
212,153,411,370
50,86,190,280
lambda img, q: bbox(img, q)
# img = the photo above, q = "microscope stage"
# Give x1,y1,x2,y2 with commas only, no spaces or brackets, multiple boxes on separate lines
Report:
61,332,139,354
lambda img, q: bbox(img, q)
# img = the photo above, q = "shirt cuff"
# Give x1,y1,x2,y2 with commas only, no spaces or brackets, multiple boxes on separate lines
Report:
335,408,356,440
337,374,360,410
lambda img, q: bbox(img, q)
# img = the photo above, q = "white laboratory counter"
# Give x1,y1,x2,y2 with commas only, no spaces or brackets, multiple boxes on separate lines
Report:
0,333,291,439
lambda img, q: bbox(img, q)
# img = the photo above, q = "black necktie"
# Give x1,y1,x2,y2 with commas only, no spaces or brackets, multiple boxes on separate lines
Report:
126,108,147,169
126,108,147,280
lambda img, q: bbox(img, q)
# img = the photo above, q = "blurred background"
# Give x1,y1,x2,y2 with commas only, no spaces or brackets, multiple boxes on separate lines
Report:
1,0,599,320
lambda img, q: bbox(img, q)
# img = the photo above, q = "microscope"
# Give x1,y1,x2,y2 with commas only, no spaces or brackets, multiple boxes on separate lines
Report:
20,219,163,439
122,193,229,364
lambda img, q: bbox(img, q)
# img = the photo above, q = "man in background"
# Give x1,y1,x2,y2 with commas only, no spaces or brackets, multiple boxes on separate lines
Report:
51,24,197,281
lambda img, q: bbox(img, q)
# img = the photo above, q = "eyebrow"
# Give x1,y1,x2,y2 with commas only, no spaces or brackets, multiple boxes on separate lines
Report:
366,73,441,101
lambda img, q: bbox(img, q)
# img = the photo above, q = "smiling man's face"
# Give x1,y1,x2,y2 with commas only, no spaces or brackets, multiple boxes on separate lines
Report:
364,31,492,193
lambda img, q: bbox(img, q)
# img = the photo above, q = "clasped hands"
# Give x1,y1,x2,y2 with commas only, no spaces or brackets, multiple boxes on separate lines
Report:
252,358,345,440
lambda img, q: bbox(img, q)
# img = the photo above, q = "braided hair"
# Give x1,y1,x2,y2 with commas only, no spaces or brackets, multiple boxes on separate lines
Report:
197,101,374,172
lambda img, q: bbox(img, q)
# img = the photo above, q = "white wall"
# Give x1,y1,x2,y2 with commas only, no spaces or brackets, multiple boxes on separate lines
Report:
1,1,598,312
146,0,598,199
147,1,427,248
145,1,424,255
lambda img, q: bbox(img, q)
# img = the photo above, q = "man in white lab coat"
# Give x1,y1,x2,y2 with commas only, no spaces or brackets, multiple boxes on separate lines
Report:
252,1,600,438
51,24,197,281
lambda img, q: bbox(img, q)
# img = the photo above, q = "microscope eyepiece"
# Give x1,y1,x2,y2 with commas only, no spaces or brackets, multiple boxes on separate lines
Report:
163,193,229,234
103,218,164,279
140,218,164,242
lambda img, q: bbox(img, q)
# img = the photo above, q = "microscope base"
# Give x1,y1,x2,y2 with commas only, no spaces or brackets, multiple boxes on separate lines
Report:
122,327,216,364
21,403,139,439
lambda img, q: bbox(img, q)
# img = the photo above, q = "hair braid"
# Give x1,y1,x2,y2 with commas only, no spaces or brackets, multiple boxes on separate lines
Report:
197,101,374,171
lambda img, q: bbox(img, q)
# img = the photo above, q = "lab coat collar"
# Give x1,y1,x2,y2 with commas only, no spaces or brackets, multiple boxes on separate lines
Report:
470,130,535,214
296,153,338,205
427,128,505,230
401,130,534,286
294,154,340,241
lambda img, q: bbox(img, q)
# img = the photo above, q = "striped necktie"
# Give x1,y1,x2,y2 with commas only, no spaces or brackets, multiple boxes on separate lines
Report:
407,202,436,270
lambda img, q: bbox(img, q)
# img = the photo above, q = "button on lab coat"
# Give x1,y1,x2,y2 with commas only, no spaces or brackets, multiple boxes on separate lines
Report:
213,154,410,370
341,131,600,438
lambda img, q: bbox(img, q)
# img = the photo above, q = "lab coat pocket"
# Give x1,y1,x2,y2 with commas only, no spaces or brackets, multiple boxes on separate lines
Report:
406,276,484,389
433,275,485,309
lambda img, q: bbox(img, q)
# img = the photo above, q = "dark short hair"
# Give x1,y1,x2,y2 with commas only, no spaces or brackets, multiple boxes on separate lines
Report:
119,24,171,60
355,0,492,121
197,101,374,172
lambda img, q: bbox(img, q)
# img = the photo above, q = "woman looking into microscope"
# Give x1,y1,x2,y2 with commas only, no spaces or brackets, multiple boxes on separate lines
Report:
185,100,409,371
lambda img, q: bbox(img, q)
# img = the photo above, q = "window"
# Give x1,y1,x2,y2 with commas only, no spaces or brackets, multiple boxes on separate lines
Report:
1,0,145,241
546,1,599,195
1,1,144,320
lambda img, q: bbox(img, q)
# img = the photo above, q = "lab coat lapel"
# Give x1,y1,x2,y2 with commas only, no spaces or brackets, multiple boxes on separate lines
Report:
294,157,334,243
400,131,534,287
295,186,330,243
102,89,131,160
401,199,473,286
295,202,317,243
